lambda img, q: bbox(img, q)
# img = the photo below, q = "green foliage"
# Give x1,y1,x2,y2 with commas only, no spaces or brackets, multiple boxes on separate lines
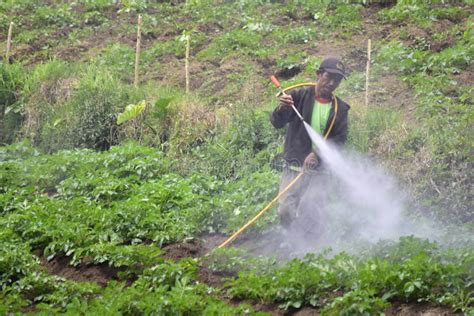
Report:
14,61,154,151
375,32,473,222
95,43,136,82
117,100,147,125
280,26,316,45
205,247,276,275
0,140,279,269
78,0,117,12
144,36,186,62
0,229,39,287
348,105,400,153
325,4,363,35
119,0,148,13
34,4,76,28
376,41,427,75
378,3,467,28
65,66,124,150
197,28,263,61
0,63,24,144
228,237,474,312
187,106,280,179
321,289,389,316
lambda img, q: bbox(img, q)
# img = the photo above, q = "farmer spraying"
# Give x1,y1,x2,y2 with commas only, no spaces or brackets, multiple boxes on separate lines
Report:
270,57,350,233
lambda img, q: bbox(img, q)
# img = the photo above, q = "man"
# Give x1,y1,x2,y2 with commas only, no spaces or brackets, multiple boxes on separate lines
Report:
270,57,350,232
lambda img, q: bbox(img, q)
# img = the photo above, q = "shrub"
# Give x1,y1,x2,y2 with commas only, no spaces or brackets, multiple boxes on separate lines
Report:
183,105,280,179
0,63,24,144
65,66,124,150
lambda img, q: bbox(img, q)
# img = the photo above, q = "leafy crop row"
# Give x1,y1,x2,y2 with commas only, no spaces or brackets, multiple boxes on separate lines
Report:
0,141,278,263
221,237,473,314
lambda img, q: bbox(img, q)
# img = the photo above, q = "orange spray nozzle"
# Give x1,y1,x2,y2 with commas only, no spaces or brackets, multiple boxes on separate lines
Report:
270,75,281,89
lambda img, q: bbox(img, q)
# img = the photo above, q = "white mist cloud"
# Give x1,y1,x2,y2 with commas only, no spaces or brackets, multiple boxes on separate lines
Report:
274,123,438,256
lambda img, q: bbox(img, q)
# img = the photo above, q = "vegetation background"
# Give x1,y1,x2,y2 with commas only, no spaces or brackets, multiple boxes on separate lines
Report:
0,0,472,314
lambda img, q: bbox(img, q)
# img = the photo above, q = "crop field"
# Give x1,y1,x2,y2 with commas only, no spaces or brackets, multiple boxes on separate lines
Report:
1,0,473,315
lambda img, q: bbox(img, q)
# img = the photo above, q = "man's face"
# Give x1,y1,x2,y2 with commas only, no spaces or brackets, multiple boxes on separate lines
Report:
315,71,343,98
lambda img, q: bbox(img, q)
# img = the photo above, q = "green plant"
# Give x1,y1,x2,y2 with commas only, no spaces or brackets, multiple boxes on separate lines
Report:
95,43,136,82
119,0,148,13
197,28,263,61
325,4,363,36
34,5,76,28
321,289,389,316
79,0,116,12
0,63,24,144
227,238,473,311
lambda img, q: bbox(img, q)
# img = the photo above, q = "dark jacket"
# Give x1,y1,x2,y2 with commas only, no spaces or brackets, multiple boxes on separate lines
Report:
270,86,350,167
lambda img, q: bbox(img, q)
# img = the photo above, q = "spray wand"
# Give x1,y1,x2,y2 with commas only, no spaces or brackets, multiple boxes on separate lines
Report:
270,75,304,121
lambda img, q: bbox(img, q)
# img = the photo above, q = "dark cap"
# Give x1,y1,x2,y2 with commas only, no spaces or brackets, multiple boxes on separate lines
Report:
318,57,346,79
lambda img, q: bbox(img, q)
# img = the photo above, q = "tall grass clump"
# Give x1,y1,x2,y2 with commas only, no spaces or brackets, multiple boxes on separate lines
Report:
64,65,127,151
182,104,281,179
18,61,149,152
20,59,74,148
0,63,24,144
115,85,217,155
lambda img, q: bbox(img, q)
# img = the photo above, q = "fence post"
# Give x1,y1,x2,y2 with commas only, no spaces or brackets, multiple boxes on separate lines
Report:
134,15,142,87
185,34,190,94
6,22,13,60
365,39,371,107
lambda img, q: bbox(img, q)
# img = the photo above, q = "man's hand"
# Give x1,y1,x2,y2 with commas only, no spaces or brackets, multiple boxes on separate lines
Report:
303,152,318,170
279,94,294,108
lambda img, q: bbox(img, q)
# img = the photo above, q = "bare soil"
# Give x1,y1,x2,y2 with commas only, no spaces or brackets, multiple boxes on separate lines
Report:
386,302,461,316
161,240,205,260
40,255,123,286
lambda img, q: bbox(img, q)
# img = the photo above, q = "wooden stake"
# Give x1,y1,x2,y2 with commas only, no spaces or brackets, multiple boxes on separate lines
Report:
6,22,13,60
185,34,190,94
134,15,142,88
365,39,371,107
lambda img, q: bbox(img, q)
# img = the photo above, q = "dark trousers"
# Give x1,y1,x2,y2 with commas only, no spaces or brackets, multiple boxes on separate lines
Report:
278,168,330,236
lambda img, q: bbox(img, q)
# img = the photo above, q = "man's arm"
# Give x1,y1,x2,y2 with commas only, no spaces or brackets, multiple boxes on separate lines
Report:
270,90,299,129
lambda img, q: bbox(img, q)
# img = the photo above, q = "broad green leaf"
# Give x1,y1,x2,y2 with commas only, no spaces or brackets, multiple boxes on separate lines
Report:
117,100,147,125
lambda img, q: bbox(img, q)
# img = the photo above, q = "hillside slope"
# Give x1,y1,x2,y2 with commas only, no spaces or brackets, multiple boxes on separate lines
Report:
0,1,473,314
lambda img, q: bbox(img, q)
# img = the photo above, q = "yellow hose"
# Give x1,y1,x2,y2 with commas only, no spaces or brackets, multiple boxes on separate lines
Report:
282,82,316,93
213,86,339,251
217,172,304,249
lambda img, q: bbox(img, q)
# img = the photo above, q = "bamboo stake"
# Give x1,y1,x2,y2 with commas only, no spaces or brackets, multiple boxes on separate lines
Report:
365,39,371,107
185,34,190,94
134,15,142,88
6,22,13,60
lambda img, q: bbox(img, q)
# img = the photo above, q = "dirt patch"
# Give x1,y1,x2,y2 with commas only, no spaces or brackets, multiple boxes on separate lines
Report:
430,38,454,52
344,47,367,73
453,64,474,89
254,302,286,315
197,264,227,288
291,307,320,315
21,305,38,314
225,297,285,316
161,234,230,261
161,240,205,261
275,65,303,80
370,74,416,116
385,302,460,316
40,255,123,286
